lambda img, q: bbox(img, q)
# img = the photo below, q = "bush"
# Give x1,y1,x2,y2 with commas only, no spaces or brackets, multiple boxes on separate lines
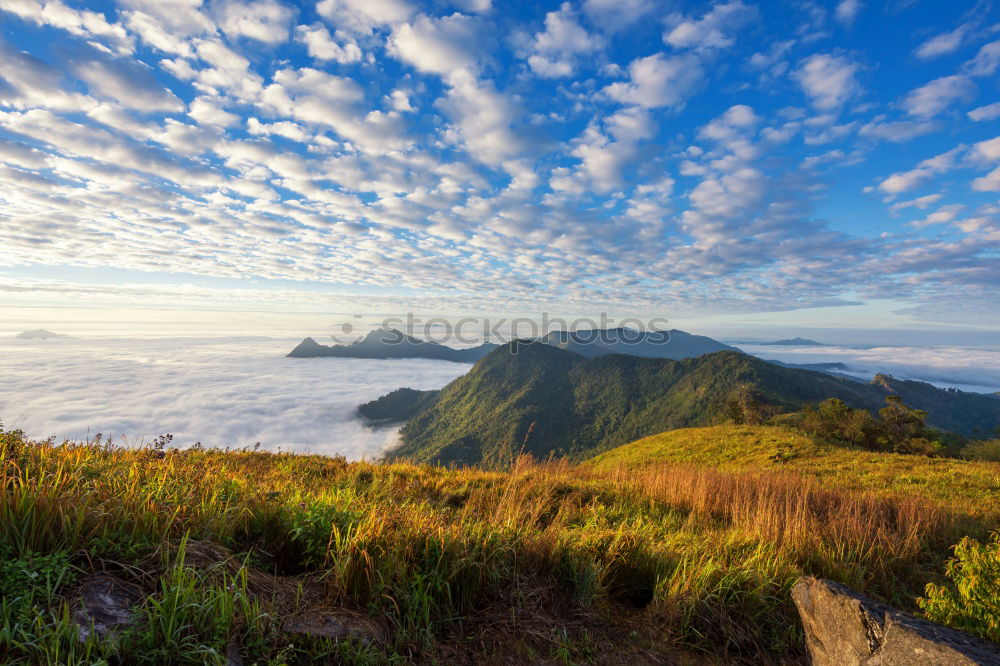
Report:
918,533,1000,643
799,398,879,448
798,396,945,455
961,439,1000,462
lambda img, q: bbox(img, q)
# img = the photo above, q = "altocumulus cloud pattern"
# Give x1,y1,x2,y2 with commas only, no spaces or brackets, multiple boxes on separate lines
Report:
0,0,999,322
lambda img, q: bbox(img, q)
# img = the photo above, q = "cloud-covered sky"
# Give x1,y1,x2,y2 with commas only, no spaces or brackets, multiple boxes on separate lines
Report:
0,0,998,328
0,336,468,455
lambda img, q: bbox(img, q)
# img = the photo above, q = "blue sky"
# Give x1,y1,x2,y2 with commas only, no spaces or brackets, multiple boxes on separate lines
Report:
0,0,998,336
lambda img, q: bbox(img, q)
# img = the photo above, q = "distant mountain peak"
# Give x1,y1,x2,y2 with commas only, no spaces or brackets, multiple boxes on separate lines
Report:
287,329,497,362
288,327,735,362
16,329,68,339
762,337,826,346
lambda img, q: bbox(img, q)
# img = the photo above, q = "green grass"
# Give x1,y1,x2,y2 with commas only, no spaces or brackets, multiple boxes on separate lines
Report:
588,424,1000,517
1,425,998,664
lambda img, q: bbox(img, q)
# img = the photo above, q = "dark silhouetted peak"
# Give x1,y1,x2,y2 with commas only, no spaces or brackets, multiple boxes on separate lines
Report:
762,337,826,346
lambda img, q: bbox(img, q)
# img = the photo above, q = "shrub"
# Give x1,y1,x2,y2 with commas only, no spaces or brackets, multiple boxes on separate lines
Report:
799,398,879,448
918,532,1000,643
961,439,1000,462
798,396,945,455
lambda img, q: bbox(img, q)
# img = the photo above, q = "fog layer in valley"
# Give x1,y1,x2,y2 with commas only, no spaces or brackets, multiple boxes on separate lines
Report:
0,336,469,458
738,343,1000,394
3,337,998,458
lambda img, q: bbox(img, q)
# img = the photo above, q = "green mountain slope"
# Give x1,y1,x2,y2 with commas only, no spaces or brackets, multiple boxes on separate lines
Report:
374,343,1000,466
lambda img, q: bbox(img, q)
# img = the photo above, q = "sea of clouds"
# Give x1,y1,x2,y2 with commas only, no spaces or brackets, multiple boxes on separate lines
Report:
0,336,469,458
2,336,998,459
737,343,1000,394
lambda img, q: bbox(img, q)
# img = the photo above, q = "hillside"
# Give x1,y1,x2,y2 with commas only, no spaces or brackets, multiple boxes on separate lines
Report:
588,424,1000,517
2,425,997,664
377,343,1000,466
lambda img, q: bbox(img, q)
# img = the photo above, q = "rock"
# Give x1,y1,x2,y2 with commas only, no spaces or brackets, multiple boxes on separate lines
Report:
792,576,1000,665
71,575,141,642
226,640,244,666
282,607,385,647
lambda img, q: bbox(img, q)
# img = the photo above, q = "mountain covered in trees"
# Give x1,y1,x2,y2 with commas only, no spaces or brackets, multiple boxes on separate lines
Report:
289,327,736,362
362,343,1000,466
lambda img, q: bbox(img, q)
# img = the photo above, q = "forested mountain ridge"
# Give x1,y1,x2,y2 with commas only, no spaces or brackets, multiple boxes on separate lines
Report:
366,342,1000,465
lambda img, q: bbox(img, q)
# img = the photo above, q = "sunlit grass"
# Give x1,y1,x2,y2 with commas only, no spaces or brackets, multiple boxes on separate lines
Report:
589,424,1000,517
1,425,996,664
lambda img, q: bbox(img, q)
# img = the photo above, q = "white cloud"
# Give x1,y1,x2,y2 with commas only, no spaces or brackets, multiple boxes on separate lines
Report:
316,0,413,33
388,90,414,112
70,51,184,113
188,96,239,126
450,0,491,12
1,0,133,54
215,0,295,44
0,137,50,169
969,137,1000,192
889,193,942,214
604,53,703,109
663,1,757,52
581,0,656,32
915,24,969,59
902,75,976,119
0,42,96,112
877,147,961,196
436,71,525,166
834,0,862,26
605,106,654,142
794,53,860,111
963,40,1000,77
296,23,362,63
698,104,759,141
858,118,936,142
910,203,964,227
388,13,481,77
971,167,1000,192
971,136,1000,163
569,128,637,192
968,102,1000,122
525,3,603,79
257,68,414,155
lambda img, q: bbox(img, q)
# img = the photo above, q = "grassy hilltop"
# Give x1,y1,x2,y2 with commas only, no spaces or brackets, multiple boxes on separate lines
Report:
2,424,999,665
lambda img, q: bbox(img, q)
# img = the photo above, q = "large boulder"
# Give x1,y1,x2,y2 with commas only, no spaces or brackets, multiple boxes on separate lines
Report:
792,577,1000,665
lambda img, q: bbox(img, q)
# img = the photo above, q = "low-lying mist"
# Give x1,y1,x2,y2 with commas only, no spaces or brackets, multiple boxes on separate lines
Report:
0,336,469,458
738,343,1000,394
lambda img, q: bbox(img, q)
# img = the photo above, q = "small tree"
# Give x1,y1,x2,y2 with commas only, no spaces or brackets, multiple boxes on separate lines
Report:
877,395,940,454
726,383,776,425
800,398,879,448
